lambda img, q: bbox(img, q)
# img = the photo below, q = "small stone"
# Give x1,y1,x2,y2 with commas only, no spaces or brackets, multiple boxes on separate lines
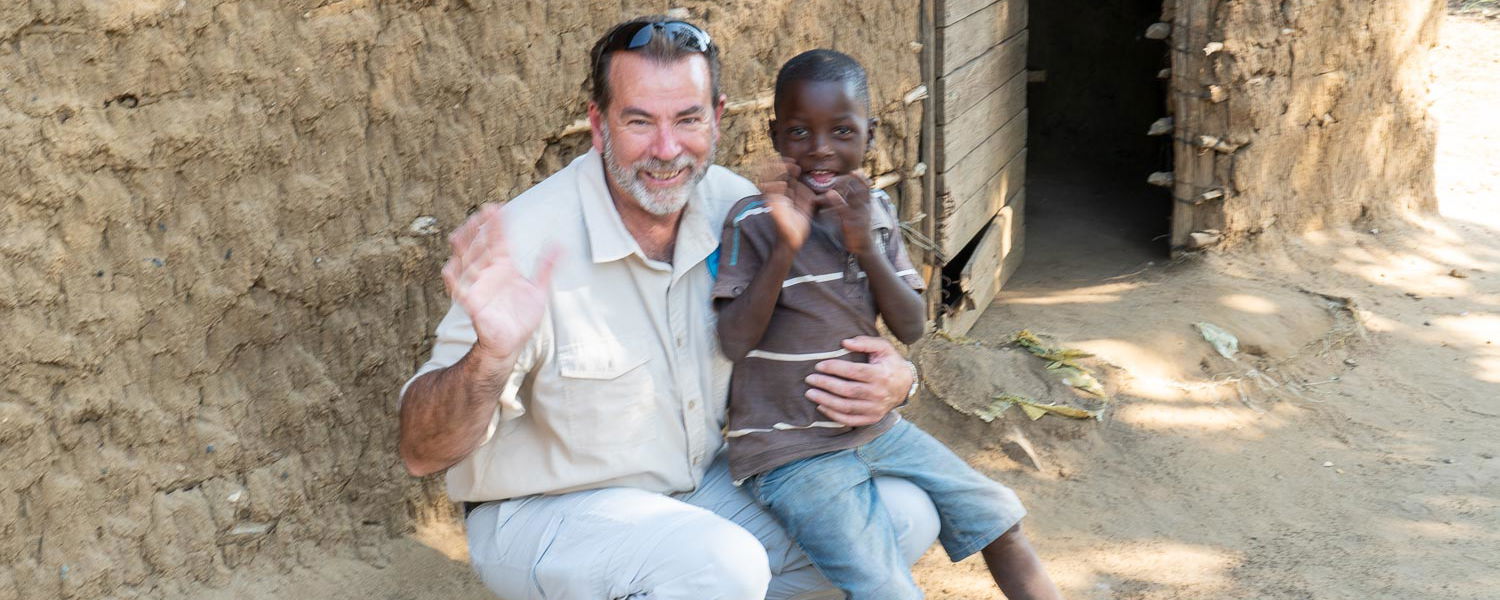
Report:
205,444,216,454
1369,228,1380,235
1450,269,1469,279
1423,321,1432,327
1335,469,1344,474
1344,358,1358,367
1322,461,1334,468
1443,458,1456,464
408,216,440,236
228,490,243,502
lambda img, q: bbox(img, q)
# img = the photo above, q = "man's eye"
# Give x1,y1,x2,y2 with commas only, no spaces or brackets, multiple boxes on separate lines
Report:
628,119,650,127
680,117,702,126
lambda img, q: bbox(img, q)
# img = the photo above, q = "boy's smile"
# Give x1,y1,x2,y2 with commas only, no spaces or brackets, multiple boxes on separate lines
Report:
770,79,872,193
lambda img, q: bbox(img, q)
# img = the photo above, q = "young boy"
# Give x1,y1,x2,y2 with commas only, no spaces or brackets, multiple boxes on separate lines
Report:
714,50,1063,599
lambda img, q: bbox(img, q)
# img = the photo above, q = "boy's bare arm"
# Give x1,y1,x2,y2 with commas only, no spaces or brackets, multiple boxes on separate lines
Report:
716,240,797,361
714,192,810,361
827,178,926,344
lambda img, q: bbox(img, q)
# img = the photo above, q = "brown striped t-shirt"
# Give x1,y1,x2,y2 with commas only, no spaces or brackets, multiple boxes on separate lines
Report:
713,189,925,481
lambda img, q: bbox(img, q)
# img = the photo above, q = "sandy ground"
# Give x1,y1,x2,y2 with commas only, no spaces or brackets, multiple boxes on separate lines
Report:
188,13,1499,600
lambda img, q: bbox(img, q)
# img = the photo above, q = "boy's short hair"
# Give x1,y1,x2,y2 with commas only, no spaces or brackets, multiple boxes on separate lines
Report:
774,49,871,110
589,16,722,112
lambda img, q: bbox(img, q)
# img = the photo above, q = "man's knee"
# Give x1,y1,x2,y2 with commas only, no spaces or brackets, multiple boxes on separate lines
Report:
642,511,771,599
873,476,941,565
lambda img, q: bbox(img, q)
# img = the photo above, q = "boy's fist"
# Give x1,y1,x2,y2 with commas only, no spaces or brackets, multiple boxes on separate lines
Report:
756,157,817,251
823,173,876,255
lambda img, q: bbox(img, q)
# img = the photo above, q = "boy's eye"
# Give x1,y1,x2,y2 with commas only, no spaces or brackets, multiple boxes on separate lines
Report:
787,127,808,138
834,126,853,136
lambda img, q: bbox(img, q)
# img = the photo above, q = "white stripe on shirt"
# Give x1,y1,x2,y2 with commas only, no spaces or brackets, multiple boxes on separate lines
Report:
725,421,849,438
744,348,852,362
781,272,844,288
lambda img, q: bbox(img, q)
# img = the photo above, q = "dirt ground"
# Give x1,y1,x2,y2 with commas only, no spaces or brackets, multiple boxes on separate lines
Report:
182,13,1499,600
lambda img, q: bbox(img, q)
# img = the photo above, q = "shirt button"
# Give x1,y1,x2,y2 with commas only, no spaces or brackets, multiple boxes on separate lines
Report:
688,399,698,410
676,335,686,348
692,455,702,465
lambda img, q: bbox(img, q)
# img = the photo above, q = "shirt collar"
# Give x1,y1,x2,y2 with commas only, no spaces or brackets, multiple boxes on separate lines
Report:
577,149,640,264
575,148,719,271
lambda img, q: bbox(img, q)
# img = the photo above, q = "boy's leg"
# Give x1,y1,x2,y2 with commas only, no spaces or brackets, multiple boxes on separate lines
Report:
748,451,923,600
859,419,1061,599
679,452,940,600
465,487,770,599
981,524,1064,600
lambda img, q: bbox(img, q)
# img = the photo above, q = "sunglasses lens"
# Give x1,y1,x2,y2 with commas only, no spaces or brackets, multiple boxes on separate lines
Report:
621,21,710,52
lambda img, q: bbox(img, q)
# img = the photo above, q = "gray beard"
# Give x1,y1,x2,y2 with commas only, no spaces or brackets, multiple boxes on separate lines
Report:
601,125,713,216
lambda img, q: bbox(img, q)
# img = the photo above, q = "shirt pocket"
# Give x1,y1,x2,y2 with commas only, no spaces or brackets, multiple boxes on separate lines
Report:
555,338,660,448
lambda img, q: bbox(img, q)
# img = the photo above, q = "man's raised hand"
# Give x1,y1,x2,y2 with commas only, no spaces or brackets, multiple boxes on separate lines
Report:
441,205,561,368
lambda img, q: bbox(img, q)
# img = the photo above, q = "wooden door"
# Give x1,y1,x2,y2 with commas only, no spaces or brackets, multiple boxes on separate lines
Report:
931,0,1029,334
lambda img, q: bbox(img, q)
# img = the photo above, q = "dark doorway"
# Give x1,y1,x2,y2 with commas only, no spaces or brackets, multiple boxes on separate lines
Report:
1022,0,1172,281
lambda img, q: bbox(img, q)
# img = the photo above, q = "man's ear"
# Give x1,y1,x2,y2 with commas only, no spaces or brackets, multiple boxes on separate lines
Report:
866,117,879,151
714,93,728,122
588,102,606,153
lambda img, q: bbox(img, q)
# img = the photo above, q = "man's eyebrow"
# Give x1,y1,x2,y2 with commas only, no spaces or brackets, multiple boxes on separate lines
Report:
619,105,706,120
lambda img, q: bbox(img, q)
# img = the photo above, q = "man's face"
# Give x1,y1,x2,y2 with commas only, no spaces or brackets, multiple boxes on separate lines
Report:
590,52,723,216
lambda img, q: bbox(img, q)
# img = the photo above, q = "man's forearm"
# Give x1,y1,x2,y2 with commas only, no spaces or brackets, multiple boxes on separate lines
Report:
398,348,515,477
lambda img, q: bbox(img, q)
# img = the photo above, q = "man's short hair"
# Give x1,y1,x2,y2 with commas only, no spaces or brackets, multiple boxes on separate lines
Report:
589,16,722,112
774,49,871,111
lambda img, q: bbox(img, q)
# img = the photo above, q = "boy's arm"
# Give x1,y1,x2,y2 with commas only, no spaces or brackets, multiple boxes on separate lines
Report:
714,191,813,360
856,239,926,344
715,240,797,361
829,179,927,344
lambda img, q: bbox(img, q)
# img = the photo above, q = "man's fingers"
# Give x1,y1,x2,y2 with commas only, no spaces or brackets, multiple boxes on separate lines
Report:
841,335,897,357
805,372,878,403
809,392,883,427
812,359,878,382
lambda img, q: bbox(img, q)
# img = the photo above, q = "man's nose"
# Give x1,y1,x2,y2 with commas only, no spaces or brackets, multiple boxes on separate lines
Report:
651,125,684,161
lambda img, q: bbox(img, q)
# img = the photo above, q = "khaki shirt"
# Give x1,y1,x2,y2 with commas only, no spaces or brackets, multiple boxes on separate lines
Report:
402,149,759,502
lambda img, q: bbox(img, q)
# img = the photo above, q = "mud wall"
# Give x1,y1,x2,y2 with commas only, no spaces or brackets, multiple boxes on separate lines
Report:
1191,0,1442,240
0,1,922,597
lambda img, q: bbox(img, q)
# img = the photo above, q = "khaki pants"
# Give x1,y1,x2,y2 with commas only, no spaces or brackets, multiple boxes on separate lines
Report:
464,452,940,599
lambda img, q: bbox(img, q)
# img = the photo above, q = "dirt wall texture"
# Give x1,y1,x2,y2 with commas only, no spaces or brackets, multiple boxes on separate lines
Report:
0,1,922,598
1188,0,1443,241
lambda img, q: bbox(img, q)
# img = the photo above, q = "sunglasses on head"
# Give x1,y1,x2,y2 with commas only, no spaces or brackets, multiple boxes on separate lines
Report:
601,20,713,55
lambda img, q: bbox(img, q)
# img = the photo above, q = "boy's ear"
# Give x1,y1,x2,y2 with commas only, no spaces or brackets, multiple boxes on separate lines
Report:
768,119,783,154
866,117,878,151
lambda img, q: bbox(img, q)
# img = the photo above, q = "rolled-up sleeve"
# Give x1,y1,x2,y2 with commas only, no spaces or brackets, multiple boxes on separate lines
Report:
398,301,540,427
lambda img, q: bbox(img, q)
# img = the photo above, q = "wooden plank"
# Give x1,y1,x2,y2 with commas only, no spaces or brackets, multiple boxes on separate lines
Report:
940,107,1024,196
937,30,1027,124
942,191,1026,335
921,0,941,322
942,0,998,25
937,0,1027,77
938,147,1024,259
940,70,1026,164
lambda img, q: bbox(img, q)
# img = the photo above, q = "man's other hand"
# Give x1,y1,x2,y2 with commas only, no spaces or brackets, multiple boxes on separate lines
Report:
804,336,912,427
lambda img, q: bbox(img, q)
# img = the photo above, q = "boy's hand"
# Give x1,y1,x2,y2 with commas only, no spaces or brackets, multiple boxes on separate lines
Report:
822,173,876,256
756,157,817,252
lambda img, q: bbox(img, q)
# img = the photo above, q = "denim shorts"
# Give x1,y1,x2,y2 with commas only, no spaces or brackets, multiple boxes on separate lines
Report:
749,418,1026,599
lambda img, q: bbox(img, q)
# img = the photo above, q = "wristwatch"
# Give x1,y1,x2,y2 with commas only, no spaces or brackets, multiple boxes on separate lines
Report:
900,360,920,406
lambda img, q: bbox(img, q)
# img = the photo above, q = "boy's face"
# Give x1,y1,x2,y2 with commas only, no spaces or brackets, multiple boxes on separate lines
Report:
771,79,871,194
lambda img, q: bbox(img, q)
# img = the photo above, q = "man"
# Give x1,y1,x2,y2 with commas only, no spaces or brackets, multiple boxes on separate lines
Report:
398,17,939,599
